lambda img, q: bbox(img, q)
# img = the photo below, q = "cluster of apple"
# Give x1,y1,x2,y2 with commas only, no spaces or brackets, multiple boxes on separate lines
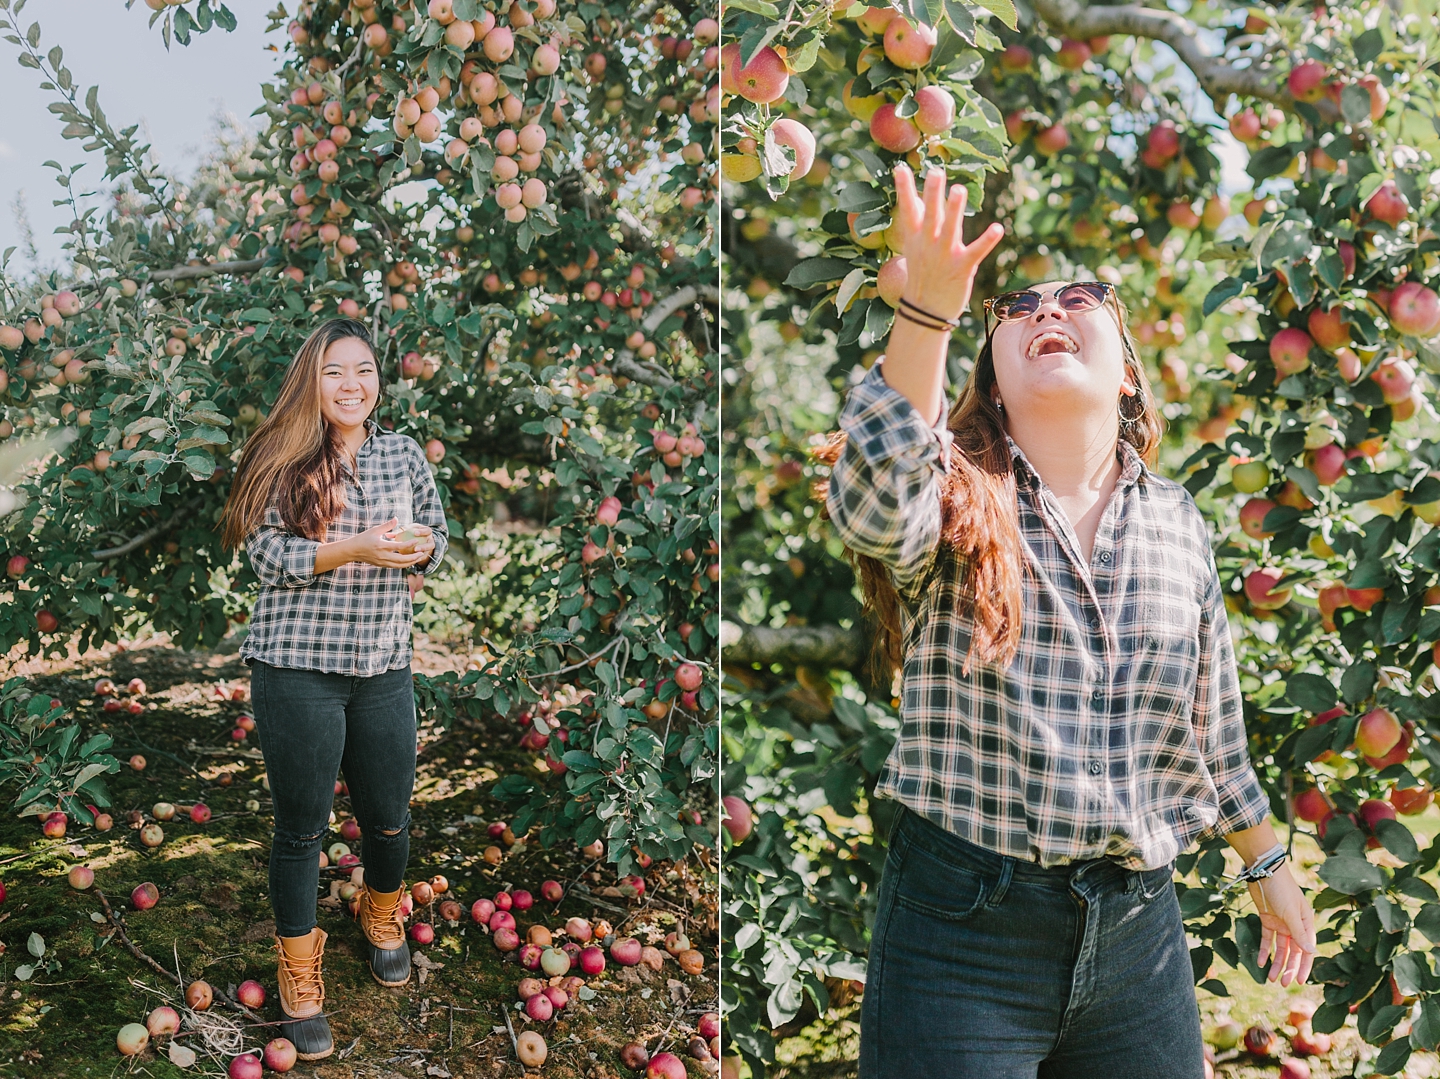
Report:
116,978,297,1074
1290,704,1432,819
95,676,148,715
1204,999,1331,1078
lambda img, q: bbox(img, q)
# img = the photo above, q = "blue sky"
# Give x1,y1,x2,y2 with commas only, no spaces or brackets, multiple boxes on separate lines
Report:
0,2,282,271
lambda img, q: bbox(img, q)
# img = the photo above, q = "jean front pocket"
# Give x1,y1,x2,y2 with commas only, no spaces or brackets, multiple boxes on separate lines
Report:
1137,863,1176,902
891,836,993,922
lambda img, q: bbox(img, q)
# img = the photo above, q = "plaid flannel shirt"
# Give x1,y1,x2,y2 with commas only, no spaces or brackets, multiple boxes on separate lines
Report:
829,361,1271,871
239,420,449,677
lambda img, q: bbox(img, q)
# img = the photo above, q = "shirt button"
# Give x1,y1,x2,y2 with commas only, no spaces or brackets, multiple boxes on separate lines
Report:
1099,551,1111,563
1089,760,1103,775
1091,688,1103,704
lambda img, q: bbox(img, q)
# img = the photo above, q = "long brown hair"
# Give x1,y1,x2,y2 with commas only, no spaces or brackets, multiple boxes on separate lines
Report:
221,319,376,548
814,289,1164,683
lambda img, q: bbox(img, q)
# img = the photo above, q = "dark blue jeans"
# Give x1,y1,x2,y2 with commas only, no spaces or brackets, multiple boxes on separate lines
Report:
250,662,417,937
859,806,1204,1079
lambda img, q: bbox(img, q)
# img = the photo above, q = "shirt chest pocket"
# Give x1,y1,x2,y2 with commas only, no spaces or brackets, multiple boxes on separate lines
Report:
1129,577,1202,686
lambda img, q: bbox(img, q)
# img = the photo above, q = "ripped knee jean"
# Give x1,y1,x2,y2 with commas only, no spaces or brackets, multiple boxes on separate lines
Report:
249,662,418,938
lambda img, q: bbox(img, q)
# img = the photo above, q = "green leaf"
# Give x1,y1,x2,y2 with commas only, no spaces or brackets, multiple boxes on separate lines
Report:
1317,854,1384,893
723,0,779,15
1341,660,1377,704
1287,672,1338,713
784,257,855,290
1411,997,1440,1051
1354,28,1385,66
26,932,43,958
968,0,1017,29
1203,276,1245,316
1374,1037,1411,1075
1375,818,1420,863
733,922,762,952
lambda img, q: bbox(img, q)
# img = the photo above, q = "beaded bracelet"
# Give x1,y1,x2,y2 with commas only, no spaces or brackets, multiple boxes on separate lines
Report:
1230,842,1288,884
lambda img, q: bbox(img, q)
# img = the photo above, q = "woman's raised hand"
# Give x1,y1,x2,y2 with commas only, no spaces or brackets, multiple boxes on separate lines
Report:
890,164,1005,322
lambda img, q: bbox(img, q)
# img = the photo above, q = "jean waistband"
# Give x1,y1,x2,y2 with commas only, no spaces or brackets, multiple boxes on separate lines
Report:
892,805,1170,891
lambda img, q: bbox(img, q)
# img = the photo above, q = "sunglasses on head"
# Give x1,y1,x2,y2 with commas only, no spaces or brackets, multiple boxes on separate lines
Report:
982,281,1116,328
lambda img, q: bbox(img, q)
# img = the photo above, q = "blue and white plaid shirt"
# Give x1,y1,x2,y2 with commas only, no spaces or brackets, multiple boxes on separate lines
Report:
828,361,1270,871
239,420,448,677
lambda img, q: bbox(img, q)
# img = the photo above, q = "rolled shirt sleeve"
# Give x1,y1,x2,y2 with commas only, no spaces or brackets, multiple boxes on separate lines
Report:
408,438,449,575
828,360,951,589
245,505,320,589
1191,552,1273,840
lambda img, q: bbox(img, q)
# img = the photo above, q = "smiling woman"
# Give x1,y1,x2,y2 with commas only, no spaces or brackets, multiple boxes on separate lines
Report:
814,166,1317,1078
217,318,448,1059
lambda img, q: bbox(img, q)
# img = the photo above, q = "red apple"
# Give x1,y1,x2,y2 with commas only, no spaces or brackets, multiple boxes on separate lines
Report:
869,104,920,153
721,43,788,104
1244,1023,1280,1057
1147,120,1180,161
1355,707,1402,758
580,944,606,975
1291,1025,1331,1056
1391,782,1433,815
610,937,643,966
1293,788,1331,823
1287,60,1327,102
723,795,753,843
1055,37,1090,70
883,16,935,69
1387,282,1440,337
1239,498,1278,540
768,118,815,180
1034,123,1070,154
1307,306,1351,350
912,85,955,135
1372,357,1417,403
237,979,266,1008
646,1053,687,1079
999,44,1032,71
1269,328,1313,375
189,803,211,824
1365,180,1409,226
132,881,160,910
263,1038,298,1073
229,1053,263,1079
1307,444,1347,486
1244,569,1291,610
541,879,564,903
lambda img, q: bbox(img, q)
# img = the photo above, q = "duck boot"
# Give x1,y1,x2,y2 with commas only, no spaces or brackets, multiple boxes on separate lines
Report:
273,927,334,1060
356,882,412,986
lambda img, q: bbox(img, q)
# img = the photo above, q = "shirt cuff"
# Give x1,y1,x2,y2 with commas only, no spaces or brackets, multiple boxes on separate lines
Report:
841,360,952,472
1205,770,1273,840
280,537,320,587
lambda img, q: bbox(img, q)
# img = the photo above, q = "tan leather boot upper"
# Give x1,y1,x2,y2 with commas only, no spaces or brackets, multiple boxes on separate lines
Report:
274,927,327,1019
357,883,406,950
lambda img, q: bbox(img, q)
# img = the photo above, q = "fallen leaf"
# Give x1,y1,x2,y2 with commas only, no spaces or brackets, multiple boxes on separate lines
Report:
168,1041,197,1068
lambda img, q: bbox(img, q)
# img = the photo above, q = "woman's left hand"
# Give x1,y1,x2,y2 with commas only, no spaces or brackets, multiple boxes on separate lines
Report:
390,523,435,566
1247,865,1316,986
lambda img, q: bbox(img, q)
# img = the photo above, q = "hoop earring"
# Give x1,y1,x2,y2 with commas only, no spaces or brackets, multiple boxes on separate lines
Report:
1119,386,1145,426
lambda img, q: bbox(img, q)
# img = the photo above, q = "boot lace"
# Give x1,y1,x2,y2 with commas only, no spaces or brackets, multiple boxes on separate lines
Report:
275,934,326,1014
361,885,406,948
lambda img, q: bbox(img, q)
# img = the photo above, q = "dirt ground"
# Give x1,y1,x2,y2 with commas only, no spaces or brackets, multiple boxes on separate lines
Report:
0,630,717,1078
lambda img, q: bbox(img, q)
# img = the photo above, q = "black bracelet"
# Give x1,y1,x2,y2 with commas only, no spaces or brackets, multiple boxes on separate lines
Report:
895,306,953,332
899,296,961,329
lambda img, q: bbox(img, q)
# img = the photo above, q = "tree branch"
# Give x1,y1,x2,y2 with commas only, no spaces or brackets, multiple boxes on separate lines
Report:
610,284,719,388
148,258,268,282
720,620,866,670
1030,0,1288,109
91,501,201,561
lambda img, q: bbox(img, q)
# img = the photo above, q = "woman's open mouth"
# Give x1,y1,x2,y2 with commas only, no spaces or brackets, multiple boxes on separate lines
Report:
1027,330,1080,359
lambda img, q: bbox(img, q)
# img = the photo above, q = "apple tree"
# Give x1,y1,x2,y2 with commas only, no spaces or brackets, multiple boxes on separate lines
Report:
720,0,1440,1072
0,0,719,874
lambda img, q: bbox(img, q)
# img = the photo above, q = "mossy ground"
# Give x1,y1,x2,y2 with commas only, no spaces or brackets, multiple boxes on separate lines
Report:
0,632,717,1078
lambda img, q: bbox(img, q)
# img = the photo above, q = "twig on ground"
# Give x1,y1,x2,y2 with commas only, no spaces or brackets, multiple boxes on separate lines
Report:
501,1004,519,1057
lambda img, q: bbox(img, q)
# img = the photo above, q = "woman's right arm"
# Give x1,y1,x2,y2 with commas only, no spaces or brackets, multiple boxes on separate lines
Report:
829,165,1004,586
828,364,951,586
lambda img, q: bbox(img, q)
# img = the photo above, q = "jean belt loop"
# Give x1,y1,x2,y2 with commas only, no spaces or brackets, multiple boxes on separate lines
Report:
987,855,1015,908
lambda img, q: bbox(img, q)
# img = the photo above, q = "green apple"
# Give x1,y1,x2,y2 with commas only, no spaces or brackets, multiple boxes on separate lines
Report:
1231,460,1271,494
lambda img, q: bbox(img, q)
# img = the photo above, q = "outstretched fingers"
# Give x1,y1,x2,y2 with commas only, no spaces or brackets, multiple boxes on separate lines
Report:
891,164,924,238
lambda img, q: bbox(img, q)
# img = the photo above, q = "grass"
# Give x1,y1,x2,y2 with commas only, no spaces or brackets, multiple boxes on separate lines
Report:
0,631,717,1078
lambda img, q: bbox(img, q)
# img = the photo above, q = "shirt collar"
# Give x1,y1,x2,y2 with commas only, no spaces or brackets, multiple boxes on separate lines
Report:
1005,432,1147,492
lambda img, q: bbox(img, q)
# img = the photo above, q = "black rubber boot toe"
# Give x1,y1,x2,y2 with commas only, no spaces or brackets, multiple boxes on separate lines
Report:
280,1011,334,1060
367,939,412,987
